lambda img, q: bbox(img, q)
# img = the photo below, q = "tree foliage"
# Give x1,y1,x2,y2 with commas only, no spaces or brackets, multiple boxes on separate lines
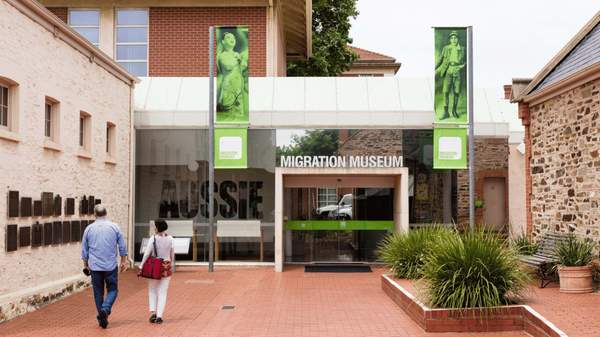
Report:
276,130,339,164
287,0,359,76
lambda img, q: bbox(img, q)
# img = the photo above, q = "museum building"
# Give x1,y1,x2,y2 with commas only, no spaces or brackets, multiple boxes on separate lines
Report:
511,10,600,245
1,0,522,321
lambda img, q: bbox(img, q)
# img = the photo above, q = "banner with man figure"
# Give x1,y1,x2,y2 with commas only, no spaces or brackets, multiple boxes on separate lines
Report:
434,28,468,124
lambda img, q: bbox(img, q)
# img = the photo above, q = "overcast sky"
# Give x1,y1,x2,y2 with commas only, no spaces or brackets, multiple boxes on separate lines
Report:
350,0,600,91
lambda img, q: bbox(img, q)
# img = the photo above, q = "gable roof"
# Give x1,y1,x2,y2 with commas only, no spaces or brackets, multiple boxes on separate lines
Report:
516,11,600,102
350,46,397,63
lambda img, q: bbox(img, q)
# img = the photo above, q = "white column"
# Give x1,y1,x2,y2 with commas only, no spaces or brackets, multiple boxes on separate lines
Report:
394,173,410,233
274,170,284,272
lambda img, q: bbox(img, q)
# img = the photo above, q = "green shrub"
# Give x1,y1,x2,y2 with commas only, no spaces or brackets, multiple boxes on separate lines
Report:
511,235,539,255
376,226,455,279
423,230,529,309
556,234,595,267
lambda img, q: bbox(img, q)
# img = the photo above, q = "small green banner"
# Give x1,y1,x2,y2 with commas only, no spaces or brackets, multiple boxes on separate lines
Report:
215,128,247,169
285,220,394,231
434,28,468,124
216,26,249,124
433,128,467,169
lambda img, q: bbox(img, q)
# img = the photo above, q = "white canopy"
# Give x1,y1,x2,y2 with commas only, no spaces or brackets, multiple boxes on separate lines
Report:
134,76,523,140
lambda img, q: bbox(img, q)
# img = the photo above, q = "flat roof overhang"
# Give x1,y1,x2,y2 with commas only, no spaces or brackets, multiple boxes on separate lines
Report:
134,77,521,138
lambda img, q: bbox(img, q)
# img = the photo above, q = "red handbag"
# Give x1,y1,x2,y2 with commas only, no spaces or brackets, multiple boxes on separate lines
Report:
140,236,163,280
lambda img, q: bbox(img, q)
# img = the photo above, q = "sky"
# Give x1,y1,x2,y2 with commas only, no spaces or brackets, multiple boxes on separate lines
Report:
350,0,600,90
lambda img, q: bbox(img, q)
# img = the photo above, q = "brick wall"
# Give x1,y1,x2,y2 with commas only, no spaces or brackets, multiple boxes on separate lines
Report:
456,138,509,226
528,78,600,244
46,7,67,23
149,7,266,77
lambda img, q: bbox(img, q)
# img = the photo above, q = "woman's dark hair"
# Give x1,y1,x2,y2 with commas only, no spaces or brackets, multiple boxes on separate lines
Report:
155,220,168,233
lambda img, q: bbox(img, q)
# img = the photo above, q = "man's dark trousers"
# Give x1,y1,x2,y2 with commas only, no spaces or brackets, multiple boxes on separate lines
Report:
90,268,119,315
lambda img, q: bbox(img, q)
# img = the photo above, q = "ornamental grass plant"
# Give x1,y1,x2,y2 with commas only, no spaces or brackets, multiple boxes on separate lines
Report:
511,235,539,255
556,234,595,267
376,226,456,279
422,229,529,309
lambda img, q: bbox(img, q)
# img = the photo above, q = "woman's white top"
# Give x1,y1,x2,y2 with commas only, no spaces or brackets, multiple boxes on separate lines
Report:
140,234,175,267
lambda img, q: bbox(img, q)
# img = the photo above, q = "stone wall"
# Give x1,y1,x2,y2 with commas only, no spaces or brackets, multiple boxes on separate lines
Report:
338,129,403,156
528,78,600,243
0,1,132,322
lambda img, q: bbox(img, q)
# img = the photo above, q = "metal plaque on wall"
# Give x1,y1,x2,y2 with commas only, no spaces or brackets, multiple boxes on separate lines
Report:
52,221,62,244
80,220,89,240
43,222,53,245
6,225,18,252
42,192,54,216
70,220,80,243
19,226,31,247
61,221,70,243
32,223,43,247
88,196,95,214
66,198,75,215
33,200,43,216
8,191,19,217
53,195,62,216
21,197,32,217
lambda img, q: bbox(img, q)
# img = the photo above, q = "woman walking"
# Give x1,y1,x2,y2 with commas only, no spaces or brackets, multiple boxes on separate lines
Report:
139,220,174,324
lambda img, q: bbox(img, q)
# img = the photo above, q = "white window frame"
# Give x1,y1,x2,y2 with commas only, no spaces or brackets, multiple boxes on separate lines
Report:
68,8,101,47
115,8,149,77
317,188,338,208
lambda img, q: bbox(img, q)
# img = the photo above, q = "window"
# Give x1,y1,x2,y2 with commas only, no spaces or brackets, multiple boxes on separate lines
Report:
106,122,116,156
79,111,91,152
115,9,148,77
44,103,52,138
0,85,8,128
317,188,338,208
68,9,100,47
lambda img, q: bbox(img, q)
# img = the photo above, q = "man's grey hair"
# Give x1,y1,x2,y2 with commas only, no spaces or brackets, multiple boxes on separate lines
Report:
94,204,107,217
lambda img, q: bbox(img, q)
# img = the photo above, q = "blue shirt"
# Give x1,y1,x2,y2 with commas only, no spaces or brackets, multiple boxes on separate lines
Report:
81,217,128,271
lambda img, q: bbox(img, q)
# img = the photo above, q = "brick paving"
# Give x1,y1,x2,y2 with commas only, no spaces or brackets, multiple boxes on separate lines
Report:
0,266,527,337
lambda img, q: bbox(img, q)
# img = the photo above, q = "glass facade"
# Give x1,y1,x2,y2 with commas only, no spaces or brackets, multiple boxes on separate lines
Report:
134,128,456,263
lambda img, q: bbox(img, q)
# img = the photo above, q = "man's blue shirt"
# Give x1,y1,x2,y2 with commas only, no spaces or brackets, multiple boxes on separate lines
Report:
81,217,128,271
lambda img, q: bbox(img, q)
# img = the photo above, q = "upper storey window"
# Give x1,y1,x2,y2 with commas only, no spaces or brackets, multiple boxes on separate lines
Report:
68,9,100,47
116,9,148,77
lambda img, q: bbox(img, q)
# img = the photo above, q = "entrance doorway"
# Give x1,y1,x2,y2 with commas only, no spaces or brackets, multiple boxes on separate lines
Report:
483,177,506,230
274,167,409,271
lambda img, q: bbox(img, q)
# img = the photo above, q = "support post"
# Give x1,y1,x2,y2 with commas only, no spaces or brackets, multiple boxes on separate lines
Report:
208,26,215,272
467,26,475,231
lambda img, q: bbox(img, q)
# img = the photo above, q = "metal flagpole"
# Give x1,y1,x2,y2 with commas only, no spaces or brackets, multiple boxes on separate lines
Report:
208,26,215,272
467,26,475,231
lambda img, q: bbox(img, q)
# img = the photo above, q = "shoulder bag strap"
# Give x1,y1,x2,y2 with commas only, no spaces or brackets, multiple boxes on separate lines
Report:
152,235,158,257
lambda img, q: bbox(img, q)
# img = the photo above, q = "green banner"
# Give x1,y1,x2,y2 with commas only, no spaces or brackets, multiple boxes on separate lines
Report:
433,128,467,169
434,28,467,124
216,26,249,124
285,220,394,231
215,128,247,169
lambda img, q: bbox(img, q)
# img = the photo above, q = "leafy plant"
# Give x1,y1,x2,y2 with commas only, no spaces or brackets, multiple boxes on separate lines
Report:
423,230,529,309
555,234,595,267
376,226,455,279
511,235,539,255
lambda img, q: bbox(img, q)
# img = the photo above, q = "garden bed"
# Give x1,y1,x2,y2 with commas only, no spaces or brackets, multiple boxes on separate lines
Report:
381,274,567,337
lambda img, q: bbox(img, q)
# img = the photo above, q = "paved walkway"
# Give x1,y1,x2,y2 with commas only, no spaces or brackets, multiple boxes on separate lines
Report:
0,266,526,337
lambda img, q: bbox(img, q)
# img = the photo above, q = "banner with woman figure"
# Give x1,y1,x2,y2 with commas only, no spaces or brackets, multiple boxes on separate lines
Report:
216,26,249,124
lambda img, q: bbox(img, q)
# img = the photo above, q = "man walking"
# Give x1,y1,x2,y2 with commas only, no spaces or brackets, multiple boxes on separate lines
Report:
82,204,128,329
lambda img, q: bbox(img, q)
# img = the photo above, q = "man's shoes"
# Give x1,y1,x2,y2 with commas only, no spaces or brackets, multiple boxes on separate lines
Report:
155,317,163,324
98,309,109,329
149,313,157,323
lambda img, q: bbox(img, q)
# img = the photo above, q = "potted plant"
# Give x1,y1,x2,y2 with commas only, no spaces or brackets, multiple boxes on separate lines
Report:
555,234,595,293
474,198,484,209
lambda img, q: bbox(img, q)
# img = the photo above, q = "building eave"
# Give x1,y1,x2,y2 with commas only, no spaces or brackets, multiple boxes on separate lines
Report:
283,0,311,60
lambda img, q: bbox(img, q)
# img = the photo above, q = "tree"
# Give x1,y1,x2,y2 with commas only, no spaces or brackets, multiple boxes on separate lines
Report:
287,0,359,76
277,130,339,164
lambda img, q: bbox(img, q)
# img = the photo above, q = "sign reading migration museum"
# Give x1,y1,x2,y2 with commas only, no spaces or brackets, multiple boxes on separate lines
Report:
216,26,249,124
434,28,468,124
280,155,403,168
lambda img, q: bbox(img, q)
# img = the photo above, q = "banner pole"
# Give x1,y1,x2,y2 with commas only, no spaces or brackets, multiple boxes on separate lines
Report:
208,26,215,272
467,26,475,231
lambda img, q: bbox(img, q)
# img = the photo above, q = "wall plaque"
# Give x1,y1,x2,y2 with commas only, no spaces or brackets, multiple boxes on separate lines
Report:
61,221,70,243
71,220,80,243
43,222,53,245
95,199,101,206
88,196,95,214
80,220,89,240
52,221,62,244
8,191,19,217
32,223,43,247
33,200,43,216
21,197,32,217
53,195,62,216
19,226,31,247
42,192,54,216
6,224,18,252
80,196,88,216
66,198,75,215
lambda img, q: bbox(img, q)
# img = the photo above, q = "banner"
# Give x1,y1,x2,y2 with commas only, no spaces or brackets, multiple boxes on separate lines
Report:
433,128,467,169
216,26,249,124
215,128,247,169
434,28,467,124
